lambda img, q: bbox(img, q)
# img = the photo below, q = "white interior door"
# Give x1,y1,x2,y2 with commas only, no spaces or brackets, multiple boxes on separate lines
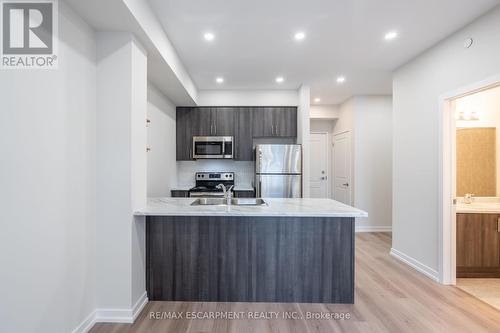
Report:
309,133,329,198
333,131,352,205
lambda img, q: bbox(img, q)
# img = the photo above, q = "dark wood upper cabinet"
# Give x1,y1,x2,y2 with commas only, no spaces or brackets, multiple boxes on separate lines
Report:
176,107,194,160
176,106,297,161
234,108,254,161
252,107,297,138
274,107,297,137
191,107,212,136
213,107,235,136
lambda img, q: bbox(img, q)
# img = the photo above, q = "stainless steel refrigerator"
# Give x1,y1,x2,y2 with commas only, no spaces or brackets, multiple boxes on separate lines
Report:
255,144,302,198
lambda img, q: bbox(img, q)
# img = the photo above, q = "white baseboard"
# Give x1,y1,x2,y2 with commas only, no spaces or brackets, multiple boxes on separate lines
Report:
72,292,148,332
355,225,392,233
390,248,439,282
71,310,97,333
96,291,149,323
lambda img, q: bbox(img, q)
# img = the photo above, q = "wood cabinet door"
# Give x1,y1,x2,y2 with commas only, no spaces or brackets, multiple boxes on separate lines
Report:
190,107,213,136
234,108,254,161
252,107,274,137
176,107,193,160
273,107,297,137
214,107,235,136
456,213,500,268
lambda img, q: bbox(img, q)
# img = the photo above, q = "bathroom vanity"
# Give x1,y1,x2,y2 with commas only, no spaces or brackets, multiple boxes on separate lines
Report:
456,199,500,277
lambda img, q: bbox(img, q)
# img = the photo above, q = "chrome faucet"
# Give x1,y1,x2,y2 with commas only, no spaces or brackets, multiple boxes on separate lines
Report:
216,184,234,205
464,193,475,204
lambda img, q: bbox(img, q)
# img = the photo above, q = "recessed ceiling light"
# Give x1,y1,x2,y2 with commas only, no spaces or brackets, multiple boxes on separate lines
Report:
314,98,321,103
275,76,284,83
215,77,224,83
204,32,215,41
336,76,346,83
294,32,306,41
384,31,398,41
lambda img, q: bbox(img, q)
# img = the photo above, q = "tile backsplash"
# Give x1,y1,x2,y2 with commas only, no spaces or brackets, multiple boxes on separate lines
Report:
177,161,254,188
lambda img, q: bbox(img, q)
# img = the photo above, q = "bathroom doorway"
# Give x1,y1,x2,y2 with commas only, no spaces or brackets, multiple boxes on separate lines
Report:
440,79,500,311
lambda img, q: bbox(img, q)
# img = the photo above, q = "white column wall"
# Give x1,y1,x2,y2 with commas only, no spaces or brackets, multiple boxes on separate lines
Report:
96,32,147,313
297,85,311,197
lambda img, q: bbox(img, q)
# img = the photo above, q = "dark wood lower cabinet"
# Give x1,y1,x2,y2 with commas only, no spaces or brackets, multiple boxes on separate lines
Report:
457,213,500,277
146,216,355,303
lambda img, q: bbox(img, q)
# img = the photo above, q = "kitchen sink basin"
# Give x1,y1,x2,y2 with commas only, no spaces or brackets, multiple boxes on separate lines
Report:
230,198,267,206
190,198,267,206
190,198,227,206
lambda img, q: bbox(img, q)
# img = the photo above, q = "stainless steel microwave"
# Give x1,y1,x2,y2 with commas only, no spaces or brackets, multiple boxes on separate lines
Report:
192,136,233,159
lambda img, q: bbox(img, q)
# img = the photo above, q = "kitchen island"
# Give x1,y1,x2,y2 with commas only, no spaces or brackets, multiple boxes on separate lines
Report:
135,198,367,304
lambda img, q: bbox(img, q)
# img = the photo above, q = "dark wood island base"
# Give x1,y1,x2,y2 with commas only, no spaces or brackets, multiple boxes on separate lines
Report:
146,216,355,304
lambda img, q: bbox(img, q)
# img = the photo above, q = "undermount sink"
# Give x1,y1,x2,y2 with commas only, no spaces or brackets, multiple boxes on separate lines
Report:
231,198,267,206
190,198,267,206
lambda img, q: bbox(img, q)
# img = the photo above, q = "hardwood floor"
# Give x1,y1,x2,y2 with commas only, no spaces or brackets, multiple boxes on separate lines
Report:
89,233,500,333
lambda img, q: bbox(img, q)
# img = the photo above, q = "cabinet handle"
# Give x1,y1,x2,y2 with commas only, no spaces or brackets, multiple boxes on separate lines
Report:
498,218,500,232
210,124,213,135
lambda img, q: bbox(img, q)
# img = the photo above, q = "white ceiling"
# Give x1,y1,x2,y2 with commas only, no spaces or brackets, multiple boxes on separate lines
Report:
148,0,500,105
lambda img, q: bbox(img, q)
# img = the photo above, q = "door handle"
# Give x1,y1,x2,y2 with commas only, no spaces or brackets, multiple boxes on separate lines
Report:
343,183,349,187
497,218,500,233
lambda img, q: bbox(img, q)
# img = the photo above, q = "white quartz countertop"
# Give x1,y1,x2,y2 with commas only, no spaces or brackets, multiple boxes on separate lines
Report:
456,202,500,214
135,197,368,218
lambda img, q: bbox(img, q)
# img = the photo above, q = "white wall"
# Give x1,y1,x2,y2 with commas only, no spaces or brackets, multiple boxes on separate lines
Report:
455,86,500,195
310,105,340,119
329,96,393,230
353,97,393,231
0,2,97,332
334,98,355,135
297,85,311,197
95,32,147,316
393,5,500,277
147,83,177,197
196,90,298,106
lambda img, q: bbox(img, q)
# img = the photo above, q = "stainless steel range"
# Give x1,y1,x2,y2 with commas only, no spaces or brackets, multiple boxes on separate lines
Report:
188,172,234,198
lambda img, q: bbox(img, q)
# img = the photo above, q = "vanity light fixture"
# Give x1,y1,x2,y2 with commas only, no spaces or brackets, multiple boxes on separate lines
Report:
457,111,479,121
